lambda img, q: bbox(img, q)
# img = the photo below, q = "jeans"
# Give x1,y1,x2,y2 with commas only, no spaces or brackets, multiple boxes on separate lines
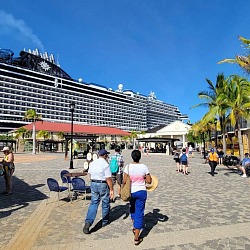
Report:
85,182,110,226
130,190,147,229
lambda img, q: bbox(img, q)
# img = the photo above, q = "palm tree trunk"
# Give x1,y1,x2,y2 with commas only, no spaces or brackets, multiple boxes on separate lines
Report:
237,121,244,160
222,134,226,153
32,122,36,154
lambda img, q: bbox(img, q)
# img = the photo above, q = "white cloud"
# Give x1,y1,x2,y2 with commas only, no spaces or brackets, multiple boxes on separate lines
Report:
0,10,44,51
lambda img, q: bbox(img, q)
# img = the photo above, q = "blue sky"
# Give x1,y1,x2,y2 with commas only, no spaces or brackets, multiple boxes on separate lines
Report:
0,0,248,123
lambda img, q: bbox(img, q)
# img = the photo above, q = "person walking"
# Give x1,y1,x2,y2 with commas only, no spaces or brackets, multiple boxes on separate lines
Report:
83,149,114,234
180,148,189,175
173,148,181,172
109,146,124,201
207,148,219,176
188,145,193,158
1,146,15,195
123,150,152,246
217,148,224,165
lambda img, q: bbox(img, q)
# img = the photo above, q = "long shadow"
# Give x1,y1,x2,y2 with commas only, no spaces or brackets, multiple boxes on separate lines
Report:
90,203,130,233
140,209,169,238
0,176,47,219
220,166,240,176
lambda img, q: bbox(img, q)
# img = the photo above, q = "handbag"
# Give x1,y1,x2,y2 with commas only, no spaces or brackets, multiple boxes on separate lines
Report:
121,164,131,202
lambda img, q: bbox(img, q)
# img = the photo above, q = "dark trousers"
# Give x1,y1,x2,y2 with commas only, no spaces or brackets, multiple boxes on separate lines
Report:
209,161,217,176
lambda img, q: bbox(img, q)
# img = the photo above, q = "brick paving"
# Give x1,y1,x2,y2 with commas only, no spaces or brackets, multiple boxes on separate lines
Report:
1,150,250,249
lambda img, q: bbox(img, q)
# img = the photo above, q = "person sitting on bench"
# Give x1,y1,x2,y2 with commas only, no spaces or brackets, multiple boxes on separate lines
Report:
238,153,250,178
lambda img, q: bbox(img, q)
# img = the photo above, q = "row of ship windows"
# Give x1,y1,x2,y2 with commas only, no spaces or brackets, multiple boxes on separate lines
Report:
2,103,145,117
2,113,146,126
1,88,145,113
2,94,146,111
2,113,145,126
2,79,148,106
2,78,162,110
2,79,131,105
2,108,145,121
148,108,179,114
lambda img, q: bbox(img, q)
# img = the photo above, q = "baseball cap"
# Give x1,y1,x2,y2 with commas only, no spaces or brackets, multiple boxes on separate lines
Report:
98,149,110,156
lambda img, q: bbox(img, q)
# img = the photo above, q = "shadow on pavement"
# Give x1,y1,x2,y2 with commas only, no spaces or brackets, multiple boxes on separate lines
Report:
0,176,47,219
140,208,169,238
90,203,130,233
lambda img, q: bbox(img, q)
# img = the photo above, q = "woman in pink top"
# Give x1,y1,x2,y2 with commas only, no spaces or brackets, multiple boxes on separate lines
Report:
123,150,152,246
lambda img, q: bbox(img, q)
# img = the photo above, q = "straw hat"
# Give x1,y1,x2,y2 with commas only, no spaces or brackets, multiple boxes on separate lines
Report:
1,146,10,152
146,175,158,192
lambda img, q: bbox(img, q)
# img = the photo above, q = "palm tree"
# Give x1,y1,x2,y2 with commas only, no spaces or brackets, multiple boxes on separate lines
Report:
192,73,228,152
224,75,250,159
130,131,138,149
14,126,30,151
218,36,250,74
24,109,42,154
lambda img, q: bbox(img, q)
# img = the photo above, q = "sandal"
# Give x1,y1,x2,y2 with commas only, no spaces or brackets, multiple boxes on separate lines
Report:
134,237,143,246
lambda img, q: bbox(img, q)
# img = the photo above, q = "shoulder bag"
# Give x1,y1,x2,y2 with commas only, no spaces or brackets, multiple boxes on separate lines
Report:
121,164,131,202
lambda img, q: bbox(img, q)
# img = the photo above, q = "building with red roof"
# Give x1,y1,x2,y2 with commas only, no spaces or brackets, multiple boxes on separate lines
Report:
24,121,130,136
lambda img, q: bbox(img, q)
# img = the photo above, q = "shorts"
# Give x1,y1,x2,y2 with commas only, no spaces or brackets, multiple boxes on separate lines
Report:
174,159,180,163
242,163,250,169
112,173,123,185
181,161,188,166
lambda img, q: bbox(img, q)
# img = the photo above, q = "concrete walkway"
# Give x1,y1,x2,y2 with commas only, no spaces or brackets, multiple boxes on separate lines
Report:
1,150,250,250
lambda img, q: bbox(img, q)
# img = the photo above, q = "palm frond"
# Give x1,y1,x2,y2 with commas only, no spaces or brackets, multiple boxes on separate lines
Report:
217,58,237,64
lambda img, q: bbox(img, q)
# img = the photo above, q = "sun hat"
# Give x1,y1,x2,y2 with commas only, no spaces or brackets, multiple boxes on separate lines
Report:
98,149,110,156
2,146,10,152
146,175,158,192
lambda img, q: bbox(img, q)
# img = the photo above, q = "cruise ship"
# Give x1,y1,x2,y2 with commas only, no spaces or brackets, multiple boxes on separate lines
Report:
0,48,187,132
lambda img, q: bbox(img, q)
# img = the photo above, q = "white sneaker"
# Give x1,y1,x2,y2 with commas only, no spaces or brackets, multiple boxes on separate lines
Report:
242,174,247,178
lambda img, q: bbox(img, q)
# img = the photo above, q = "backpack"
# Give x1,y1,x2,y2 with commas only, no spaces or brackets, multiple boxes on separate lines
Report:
110,155,119,174
173,152,179,160
180,153,187,162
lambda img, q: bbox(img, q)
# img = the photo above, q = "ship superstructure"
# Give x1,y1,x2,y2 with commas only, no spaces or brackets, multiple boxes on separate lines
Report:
0,48,187,132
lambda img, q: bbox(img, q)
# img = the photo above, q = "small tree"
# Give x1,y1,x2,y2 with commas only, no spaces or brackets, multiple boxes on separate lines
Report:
56,131,65,141
14,127,30,151
24,109,42,154
37,130,49,140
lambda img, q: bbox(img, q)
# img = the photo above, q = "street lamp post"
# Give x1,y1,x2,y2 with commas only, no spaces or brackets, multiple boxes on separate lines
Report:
69,101,75,169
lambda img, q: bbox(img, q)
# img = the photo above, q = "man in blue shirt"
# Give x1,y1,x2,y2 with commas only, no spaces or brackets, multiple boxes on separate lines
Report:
239,153,250,178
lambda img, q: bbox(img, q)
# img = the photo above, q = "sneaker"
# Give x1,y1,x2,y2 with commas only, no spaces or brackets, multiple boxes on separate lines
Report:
83,222,91,234
242,174,247,178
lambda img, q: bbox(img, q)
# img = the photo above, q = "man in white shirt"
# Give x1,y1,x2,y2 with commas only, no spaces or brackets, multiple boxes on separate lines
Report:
83,149,114,234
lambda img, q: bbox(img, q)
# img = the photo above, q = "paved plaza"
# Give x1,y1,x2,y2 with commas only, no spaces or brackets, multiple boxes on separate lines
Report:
1,150,250,250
